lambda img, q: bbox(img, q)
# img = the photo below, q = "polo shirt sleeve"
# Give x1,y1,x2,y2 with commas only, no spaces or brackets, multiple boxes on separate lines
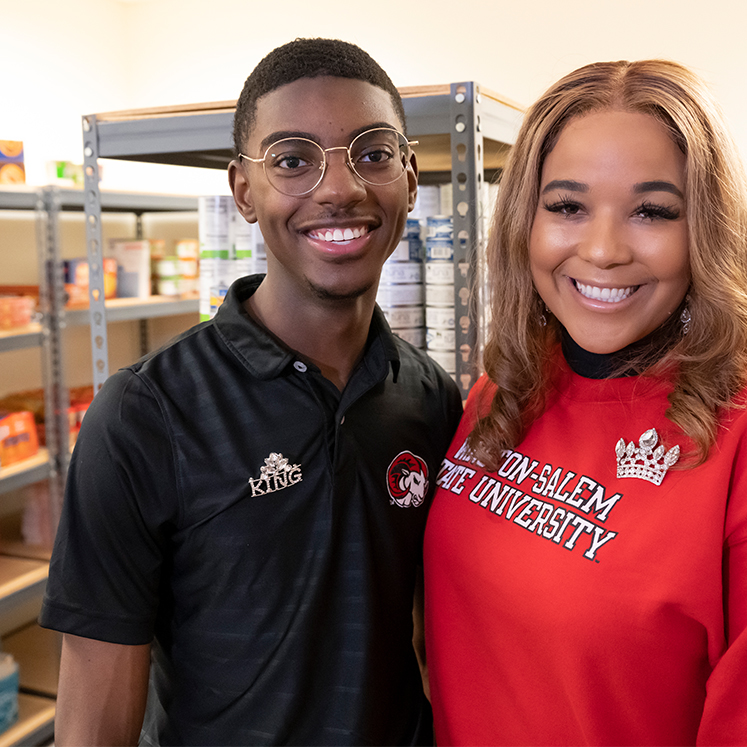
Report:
39,369,176,645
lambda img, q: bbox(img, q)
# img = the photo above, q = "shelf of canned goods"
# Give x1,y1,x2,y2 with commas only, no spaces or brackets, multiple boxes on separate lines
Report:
81,83,524,395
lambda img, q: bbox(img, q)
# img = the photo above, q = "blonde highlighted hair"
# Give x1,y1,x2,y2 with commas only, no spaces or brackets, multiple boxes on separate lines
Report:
470,59,747,469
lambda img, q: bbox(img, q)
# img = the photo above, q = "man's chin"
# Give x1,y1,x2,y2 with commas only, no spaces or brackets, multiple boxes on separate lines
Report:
308,280,375,303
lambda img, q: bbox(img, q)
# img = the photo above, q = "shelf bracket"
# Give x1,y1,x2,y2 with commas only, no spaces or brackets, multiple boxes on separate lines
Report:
82,115,110,392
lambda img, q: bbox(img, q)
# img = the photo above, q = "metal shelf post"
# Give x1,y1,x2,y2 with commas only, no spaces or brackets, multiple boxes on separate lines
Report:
82,115,110,392
36,187,71,533
449,82,484,396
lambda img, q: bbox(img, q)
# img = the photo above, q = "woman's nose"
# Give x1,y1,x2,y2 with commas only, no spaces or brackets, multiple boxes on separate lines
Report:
577,214,633,268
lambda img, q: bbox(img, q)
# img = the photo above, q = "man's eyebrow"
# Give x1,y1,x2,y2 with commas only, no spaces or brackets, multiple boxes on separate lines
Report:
258,131,318,153
541,179,588,194
349,121,402,139
634,180,684,198
256,122,402,154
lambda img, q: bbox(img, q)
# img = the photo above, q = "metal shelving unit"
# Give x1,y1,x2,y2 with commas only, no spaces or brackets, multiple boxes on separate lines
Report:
82,83,523,395
0,186,198,745
0,187,198,520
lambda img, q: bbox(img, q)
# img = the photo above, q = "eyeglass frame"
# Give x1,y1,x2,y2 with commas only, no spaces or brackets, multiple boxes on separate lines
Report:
237,127,418,197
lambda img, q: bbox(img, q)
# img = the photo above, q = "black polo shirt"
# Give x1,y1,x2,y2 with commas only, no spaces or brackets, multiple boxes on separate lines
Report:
40,275,462,746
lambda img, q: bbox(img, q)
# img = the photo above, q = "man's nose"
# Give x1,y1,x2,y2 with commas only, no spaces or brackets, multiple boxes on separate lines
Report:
312,148,368,205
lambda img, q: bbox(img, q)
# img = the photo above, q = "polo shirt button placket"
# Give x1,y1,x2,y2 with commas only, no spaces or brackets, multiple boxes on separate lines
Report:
293,361,307,373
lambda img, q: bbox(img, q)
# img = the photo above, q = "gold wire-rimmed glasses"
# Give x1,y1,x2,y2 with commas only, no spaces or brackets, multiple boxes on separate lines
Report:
238,127,418,196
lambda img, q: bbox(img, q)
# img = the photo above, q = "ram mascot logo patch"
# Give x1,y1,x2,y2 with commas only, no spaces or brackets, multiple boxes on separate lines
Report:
387,451,429,508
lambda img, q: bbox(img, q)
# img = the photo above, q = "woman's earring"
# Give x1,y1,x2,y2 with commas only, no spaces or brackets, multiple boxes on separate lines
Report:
539,304,549,327
680,299,692,335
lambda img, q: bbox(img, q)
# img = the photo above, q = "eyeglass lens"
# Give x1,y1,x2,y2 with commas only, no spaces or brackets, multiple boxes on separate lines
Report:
263,128,409,196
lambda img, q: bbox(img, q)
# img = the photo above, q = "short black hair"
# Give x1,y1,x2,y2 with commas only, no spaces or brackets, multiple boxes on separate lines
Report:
232,37,406,156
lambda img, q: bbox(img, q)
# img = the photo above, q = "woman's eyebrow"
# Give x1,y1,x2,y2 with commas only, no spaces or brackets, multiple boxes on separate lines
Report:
634,180,684,198
541,179,588,194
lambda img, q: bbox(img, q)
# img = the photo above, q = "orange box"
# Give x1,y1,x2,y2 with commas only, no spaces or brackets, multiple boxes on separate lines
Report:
0,411,39,468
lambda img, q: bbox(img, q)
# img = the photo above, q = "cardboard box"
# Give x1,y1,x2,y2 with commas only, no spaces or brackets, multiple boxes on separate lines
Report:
109,240,151,298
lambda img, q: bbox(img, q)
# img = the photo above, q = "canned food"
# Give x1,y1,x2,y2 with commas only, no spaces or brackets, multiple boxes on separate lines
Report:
426,215,453,238
381,261,423,284
426,327,456,350
425,261,454,285
425,283,455,306
425,237,454,262
426,306,455,329
393,327,426,348
389,238,423,263
376,283,424,307
381,305,425,328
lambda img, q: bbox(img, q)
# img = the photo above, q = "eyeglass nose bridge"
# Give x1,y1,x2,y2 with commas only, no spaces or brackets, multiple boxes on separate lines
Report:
316,144,359,185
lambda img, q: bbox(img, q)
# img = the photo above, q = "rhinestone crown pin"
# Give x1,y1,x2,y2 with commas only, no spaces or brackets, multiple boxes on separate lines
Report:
615,428,680,486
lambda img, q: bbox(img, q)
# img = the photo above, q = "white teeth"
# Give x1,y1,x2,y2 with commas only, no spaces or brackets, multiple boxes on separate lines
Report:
309,226,367,243
575,281,636,303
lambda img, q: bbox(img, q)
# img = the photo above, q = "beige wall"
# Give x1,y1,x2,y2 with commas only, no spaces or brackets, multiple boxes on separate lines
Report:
1,0,745,393
1,0,747,191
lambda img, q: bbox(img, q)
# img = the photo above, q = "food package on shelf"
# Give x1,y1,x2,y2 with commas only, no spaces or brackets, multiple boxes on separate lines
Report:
0,411,39,469
109,239,152,298
63,258,117,306
0,652,18,734
0,140,24,184
0,295,35,330
0,386,94,449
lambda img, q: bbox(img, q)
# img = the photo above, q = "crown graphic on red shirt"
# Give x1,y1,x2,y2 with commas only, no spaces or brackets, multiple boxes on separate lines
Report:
615,428,680,486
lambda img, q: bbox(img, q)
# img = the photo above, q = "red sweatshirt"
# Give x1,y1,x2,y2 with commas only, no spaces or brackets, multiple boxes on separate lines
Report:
424,364,747,745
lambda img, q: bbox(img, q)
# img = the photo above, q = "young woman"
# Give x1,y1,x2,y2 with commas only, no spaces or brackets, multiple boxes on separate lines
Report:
424,60,747,746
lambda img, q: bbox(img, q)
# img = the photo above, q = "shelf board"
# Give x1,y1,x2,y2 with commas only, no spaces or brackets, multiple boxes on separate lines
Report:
0,189,40,211
65,294,199,325
56,189,198,213
4,624,60,699
0,451,51,496
0,692,55,747
0,556,47,621
0,325,43,354
0,186,197,214
87,83,524,170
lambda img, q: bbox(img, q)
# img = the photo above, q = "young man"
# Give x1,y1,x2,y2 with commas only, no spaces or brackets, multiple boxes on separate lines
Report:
39,38,462,746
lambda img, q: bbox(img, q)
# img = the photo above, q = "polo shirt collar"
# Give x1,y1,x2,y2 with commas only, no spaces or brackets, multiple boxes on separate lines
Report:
213,275,401,383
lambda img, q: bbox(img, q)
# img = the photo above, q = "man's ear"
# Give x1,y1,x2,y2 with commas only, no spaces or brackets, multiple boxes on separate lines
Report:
406,152,419,213
228,159,258,223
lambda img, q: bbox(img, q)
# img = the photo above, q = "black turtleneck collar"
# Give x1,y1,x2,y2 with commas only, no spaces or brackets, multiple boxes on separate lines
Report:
560,325,672,380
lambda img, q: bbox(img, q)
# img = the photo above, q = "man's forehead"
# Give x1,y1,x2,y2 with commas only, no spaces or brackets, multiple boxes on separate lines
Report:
248,76,403,142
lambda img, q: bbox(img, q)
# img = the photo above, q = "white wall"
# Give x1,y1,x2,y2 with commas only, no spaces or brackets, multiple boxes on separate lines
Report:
2,0,747,192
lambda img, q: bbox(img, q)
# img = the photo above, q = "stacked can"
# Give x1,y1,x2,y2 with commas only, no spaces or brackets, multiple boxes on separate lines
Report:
410,184,441,222
230,211,255,281
377,218,425,347
198,196,232,321
176,239,199,295
199,197,270,321
424,215,456,374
